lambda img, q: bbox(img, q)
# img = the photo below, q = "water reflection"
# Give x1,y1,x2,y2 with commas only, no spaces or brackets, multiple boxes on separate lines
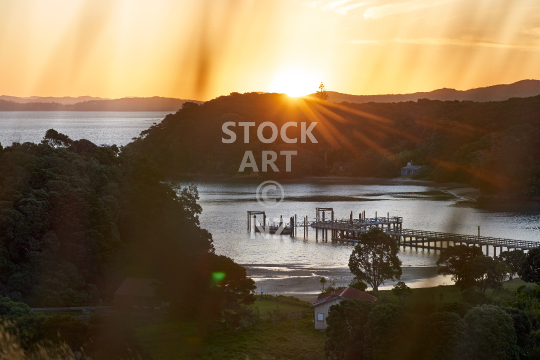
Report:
180,181,540,288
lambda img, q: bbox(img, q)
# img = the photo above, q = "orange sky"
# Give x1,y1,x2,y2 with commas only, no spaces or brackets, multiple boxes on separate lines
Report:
1,0,540,100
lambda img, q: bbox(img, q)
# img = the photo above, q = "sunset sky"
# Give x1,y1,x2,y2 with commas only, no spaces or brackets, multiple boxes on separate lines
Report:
1,0,540,100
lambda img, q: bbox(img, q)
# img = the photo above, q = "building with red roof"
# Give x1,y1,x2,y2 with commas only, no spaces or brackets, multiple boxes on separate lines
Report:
312,286,377,330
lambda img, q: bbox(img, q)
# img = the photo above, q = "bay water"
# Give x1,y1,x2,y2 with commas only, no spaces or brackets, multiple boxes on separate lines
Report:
2,111,539,291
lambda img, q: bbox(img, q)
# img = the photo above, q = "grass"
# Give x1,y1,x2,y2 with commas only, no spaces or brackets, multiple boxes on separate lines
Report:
502,278,536,291
253,297,310,316
135,297,326,360
375,278,537,306
135,279,538,359
375,284,463,306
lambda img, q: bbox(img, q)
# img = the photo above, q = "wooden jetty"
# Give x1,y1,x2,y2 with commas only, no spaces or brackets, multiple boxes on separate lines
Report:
247,211,295,236
247,208,539,256
309,208,539,256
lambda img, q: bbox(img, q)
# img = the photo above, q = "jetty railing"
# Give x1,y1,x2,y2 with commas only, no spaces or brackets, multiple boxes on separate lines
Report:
247,208,539,256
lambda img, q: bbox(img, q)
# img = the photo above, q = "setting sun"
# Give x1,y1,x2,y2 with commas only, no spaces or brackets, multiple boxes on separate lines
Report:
269,69,323,97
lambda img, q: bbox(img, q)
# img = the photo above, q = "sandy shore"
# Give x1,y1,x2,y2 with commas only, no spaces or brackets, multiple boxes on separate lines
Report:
243,264,451,302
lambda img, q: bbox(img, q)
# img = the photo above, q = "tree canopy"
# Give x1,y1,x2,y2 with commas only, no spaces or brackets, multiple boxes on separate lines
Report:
315,82,329,101
0,131,253,326
348,227,402,292
461,305,520,360
437,245,483,290
518,248,540,285
325,299,374,360
498,250,526,280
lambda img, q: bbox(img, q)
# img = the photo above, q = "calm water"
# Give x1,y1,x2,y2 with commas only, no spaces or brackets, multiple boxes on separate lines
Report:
3,112,540,289
182,181,540,275
0,111,171,147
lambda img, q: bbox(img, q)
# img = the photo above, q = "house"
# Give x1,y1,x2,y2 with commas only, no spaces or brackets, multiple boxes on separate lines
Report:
400,161,424,176
312,287,377,330
332,161,352,174
113,277,168,310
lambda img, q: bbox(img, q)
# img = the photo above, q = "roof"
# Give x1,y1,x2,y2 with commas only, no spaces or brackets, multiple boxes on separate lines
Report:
114,277,160,297
312,287,377,307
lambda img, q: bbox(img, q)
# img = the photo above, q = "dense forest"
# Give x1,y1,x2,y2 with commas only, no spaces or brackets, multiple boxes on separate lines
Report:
128,92,540,197
0,130,253,322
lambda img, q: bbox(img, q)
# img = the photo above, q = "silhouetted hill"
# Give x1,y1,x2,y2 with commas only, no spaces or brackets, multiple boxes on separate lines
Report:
0,96,203,111
324,80,540,104
127,92,540,197
71,97,202,111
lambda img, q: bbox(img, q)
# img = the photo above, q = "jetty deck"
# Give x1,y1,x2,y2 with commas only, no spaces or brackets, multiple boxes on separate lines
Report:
247,208,539,257
310,216,538,256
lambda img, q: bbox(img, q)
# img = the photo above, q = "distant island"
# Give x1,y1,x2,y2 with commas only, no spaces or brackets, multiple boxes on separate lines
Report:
319,79,540,104
0,96,203,111
3,79,540,111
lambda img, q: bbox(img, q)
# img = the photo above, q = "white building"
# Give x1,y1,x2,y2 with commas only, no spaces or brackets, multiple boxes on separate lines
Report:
401,161,424,176
312,287,377,330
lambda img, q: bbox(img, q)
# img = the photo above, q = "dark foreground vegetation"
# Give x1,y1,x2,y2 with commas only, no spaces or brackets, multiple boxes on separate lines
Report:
128,92,540,197
0,130,254,358
323,236,540,360
325,279,540,360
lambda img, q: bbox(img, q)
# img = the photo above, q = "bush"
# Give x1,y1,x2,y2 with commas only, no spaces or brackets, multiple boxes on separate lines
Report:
420,311,466,360
462,288,490,305
325,299,374,360
436,302,473,318
0,296,32,317
461,305,520,360
364,303,405,360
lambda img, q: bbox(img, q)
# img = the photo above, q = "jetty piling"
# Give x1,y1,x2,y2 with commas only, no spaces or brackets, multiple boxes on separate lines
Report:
246,208,538,256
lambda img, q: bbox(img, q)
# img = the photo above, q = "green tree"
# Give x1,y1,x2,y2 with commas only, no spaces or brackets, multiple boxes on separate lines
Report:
348,227,402,292
42,129,73,148
436,302,472,318
363,303,406,360
349,276,368,292
494,261,512,284
502,307,531,350
420,311,466,360
518,247,540,284
460,305,519,360
392,281,412,306
325,299,374,360
0,296,32,316
437,245,483,290
320,276,327,290
315,82,329,101
499,250,526,280
465,255,502,292
204,254,256,329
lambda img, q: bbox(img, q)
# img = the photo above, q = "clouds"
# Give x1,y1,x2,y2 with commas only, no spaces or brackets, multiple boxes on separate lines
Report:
363,0,453,19
347,36,540,51
522,27,540,37
303,0,374,15
304,0,454,17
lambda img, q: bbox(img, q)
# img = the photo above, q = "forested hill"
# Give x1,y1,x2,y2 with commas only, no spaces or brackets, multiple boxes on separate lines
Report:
0,96,203,111
0,132,253,318
127,92,540,197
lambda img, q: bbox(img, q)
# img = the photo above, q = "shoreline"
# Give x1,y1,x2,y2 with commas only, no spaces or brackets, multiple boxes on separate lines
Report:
243,264,452,302
178,175,485,201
